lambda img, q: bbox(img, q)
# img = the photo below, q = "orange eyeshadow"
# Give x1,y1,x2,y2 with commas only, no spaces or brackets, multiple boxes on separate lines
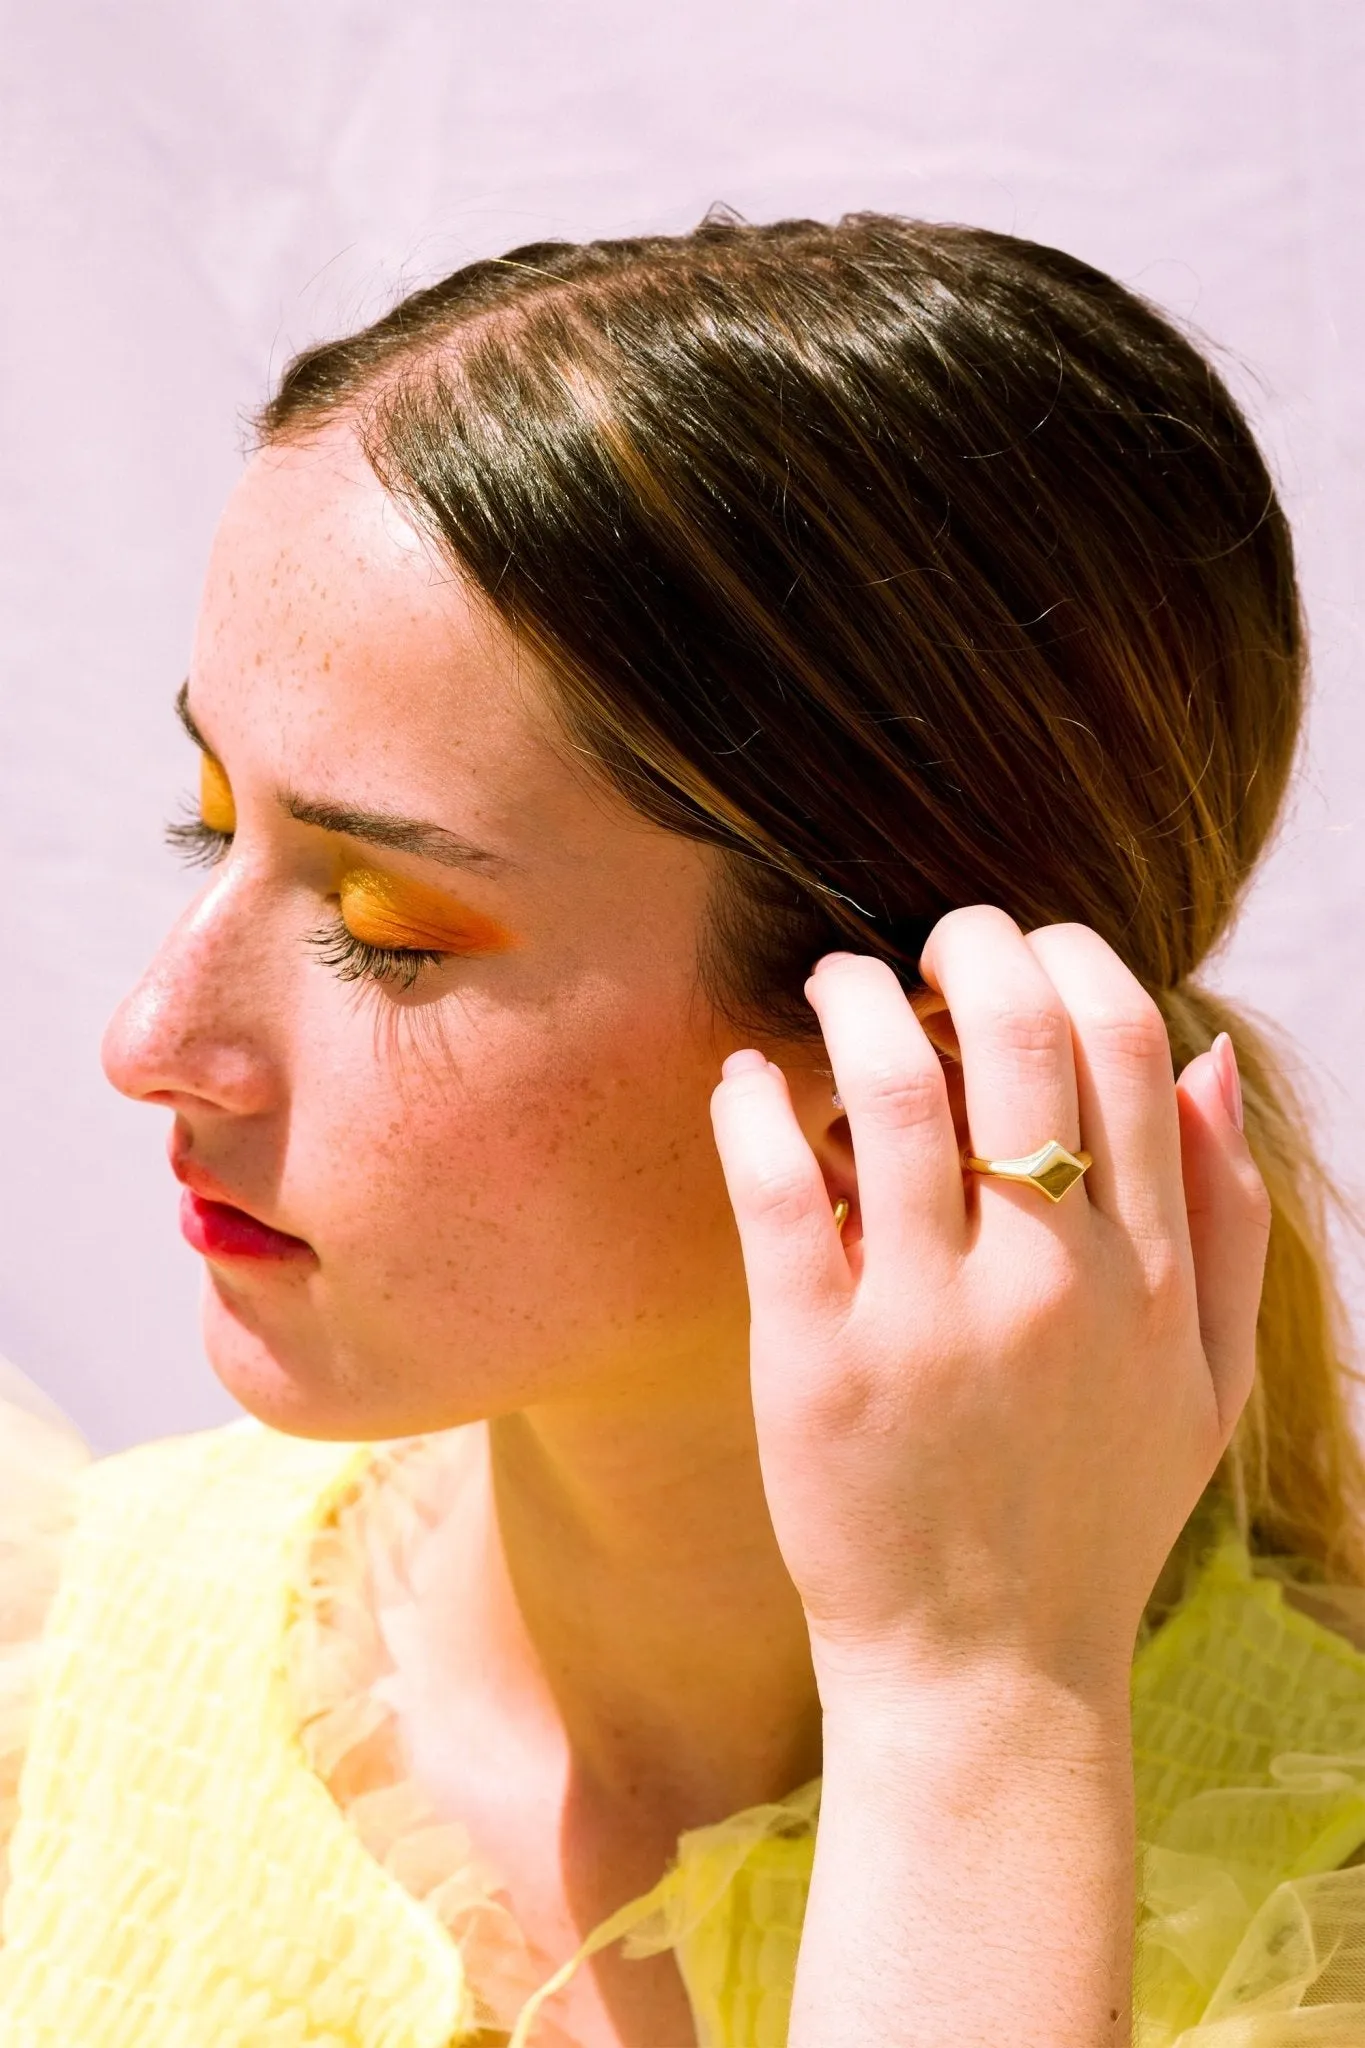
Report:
337,866,518,954
200,754,237,834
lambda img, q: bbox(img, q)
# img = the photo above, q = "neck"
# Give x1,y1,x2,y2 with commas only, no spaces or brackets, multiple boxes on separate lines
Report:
412,1361,822,1834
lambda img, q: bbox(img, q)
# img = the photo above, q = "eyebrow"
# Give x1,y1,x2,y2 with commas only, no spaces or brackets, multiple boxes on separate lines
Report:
175,681,513,877
281,792,512,875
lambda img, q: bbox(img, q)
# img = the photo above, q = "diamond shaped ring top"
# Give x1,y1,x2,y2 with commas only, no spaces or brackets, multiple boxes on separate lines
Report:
961,1139,1093,1204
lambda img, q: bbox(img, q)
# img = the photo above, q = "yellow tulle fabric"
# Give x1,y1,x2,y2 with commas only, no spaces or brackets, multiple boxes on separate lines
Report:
5,1360,1365,2046
0,1363,91,1923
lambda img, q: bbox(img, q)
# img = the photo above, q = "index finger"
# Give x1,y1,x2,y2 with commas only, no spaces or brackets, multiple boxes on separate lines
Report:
710,1050,853,1338
804,953,965,1269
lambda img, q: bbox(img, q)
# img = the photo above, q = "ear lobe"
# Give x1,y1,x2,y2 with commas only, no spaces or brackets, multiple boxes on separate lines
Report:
798,1099,858,1250
775,1061,858,1223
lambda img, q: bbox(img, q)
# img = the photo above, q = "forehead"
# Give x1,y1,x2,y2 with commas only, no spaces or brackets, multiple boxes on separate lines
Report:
194,425,537,797
189,423,717,928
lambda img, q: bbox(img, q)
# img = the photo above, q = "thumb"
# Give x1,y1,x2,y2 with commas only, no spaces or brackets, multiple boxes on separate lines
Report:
1175,1034,1272,1440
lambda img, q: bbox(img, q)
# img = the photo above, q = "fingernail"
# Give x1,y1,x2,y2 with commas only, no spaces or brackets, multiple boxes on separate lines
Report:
722,1048,769,1078
1212,1032,1244,1133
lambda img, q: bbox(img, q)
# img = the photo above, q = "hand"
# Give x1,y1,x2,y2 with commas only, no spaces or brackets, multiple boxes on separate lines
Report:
710,906,1270,1711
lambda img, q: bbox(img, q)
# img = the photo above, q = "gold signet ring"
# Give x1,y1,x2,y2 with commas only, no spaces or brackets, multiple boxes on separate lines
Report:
962,1139,1093,1204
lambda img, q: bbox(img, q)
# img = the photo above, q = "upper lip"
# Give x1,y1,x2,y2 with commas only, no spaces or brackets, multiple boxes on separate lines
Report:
168,1141,308,1243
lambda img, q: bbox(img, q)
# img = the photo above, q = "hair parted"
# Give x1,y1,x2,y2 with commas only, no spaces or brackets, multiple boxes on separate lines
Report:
258,208,1365,1583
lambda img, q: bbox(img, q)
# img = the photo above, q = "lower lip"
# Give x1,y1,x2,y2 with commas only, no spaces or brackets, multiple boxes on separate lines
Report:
179,1189,315,1264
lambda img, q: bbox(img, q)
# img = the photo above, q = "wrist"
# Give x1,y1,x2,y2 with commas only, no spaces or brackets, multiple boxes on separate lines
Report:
816,1649,1134,1780
800,1663,1137,2048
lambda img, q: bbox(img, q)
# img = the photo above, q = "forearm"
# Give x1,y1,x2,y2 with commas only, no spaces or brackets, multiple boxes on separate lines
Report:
791,1668,1136,2048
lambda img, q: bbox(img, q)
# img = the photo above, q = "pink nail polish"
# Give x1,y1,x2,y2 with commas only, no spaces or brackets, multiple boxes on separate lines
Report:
1213,1032,1244,1133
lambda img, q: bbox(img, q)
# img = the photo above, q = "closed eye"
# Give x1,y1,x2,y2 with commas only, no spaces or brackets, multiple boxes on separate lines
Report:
307,917,447,993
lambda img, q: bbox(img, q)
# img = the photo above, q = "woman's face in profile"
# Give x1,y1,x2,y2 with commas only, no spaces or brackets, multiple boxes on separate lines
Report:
101,424,761,1438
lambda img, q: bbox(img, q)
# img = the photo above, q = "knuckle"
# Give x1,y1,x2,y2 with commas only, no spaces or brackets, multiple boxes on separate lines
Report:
1082,996,1170,1069
983,997,1070,1063
1144,1249,1189,1320
853,1057,943,1128
793,1362,883,1440
1117,1241,1192,1342
1017,1246,1083,1322
744,1165,820,1229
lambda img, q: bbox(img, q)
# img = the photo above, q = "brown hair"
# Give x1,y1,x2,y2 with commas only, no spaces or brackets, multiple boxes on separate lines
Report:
258,210,1365,1581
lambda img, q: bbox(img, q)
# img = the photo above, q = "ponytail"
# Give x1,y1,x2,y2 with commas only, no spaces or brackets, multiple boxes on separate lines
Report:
1159,984,1365,1580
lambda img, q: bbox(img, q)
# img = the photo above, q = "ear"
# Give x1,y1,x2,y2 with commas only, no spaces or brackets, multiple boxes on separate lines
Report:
772,990,968,1243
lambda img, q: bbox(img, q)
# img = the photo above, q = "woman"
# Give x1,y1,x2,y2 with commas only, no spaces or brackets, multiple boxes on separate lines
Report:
2,210,1364,2047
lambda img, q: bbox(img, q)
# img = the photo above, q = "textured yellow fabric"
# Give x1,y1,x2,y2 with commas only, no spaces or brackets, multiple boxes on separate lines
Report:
0,1412,474,2048
285,1428,569,2036
0,1363,90,1921
281,1423,820,2045
4,1385,1365,2045
1130,1521,1365,2045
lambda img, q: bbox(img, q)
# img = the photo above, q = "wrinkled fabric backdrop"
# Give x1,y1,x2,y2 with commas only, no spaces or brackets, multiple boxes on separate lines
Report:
1,0,1362,1450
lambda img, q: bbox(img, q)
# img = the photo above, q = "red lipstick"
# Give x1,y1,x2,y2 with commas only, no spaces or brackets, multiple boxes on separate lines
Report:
179,1189,314,1263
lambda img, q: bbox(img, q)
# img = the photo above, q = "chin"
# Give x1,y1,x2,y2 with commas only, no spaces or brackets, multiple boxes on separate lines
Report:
198,1271,506,1443
200,1276,387,1441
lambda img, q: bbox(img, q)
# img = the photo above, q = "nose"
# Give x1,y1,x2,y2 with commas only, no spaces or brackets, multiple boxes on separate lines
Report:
101,886,280,1118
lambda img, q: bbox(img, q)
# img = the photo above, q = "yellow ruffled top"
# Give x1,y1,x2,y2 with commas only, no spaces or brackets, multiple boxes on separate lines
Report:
5,1353,1365,2045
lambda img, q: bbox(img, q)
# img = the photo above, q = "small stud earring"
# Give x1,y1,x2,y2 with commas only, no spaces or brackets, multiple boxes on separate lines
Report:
832,1197,850,1232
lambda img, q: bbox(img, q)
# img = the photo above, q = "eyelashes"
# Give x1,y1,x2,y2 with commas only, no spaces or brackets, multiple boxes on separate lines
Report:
163,814,448,993
165,814,232,870
305,920,444,994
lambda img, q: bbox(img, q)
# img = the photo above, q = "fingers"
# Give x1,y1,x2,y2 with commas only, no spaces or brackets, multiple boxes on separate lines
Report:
1175,1039,1270,1437
1022,924,1184,1238
710,1049,853,1336
802,954,965,1264
918,907,1086,1226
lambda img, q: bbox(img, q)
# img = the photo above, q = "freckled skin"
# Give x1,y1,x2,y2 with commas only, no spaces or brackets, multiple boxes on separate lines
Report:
102,426,819,1442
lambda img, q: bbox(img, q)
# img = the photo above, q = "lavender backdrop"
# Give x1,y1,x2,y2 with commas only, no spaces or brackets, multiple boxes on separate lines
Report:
2,0,1362,1451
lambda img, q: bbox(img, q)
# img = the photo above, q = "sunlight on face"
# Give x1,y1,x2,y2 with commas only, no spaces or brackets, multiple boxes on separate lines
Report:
102,425,758,1440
